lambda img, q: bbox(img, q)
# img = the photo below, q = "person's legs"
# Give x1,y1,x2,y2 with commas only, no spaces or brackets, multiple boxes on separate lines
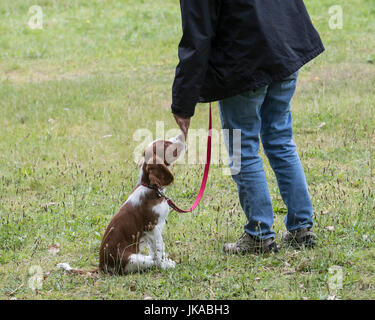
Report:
219,86,275,241
260,72,314,232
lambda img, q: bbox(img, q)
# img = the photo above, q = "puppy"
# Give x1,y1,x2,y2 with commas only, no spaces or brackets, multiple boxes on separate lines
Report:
57,134,186,275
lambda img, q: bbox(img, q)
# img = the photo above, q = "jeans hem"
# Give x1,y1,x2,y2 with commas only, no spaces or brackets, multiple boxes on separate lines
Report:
244,229,276,241
287,223,313,232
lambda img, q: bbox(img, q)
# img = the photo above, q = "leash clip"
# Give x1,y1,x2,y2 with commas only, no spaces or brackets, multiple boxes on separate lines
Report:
141,183,167,199
155,188,167,199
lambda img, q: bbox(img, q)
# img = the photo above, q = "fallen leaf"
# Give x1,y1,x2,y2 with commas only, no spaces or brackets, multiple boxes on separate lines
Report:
208,287,215,299
5,283,24,296
86,272,99,279
297,259,309,272
282,267,296,275
42,202,57,211
48,243,60,255
129,284,136,291
317,122,326,129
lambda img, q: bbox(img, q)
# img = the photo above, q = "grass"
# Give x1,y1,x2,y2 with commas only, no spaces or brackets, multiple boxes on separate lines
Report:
0,0,374,300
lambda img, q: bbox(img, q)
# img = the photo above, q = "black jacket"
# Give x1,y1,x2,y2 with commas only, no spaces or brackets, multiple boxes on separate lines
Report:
171,0,325,118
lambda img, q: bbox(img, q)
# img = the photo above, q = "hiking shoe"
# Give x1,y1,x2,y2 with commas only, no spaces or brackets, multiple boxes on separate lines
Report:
282,227,317,248
223,232,278,254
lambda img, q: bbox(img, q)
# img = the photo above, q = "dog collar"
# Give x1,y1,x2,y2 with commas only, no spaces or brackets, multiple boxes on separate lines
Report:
139,183,181,212
140,183,166,199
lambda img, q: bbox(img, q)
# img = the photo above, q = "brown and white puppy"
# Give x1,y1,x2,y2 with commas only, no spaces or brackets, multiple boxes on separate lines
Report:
57,134,186,275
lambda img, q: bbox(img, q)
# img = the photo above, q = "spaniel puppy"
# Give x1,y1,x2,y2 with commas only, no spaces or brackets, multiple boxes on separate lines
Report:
57,134,186,275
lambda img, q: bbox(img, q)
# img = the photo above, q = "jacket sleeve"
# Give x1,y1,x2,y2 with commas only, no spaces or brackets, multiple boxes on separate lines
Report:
171,0,220,118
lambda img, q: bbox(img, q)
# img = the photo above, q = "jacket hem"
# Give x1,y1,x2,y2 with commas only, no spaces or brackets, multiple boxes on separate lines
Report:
197,45,325,104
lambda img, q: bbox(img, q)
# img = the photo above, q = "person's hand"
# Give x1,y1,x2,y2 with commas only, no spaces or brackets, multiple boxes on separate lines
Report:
173,114,191,139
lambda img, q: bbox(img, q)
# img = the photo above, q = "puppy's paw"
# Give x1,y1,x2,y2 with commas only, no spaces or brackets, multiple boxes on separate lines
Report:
160,258,176,270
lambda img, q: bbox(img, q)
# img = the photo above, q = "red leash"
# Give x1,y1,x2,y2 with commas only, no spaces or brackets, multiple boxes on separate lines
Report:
167,103,212,213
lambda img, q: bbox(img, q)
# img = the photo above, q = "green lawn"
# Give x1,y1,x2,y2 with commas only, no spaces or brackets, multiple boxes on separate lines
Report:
0,0,374,300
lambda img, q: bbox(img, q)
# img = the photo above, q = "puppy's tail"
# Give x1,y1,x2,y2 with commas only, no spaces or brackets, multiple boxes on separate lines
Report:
56,263,98,276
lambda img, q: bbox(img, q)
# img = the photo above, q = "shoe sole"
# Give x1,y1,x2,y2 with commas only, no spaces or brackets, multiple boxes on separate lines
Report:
284,235,316,249
223,243,279,255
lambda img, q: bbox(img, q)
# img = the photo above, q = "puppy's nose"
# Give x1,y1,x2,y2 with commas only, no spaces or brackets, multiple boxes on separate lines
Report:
170,133,185,144
176,133,185,142
176,133,187,150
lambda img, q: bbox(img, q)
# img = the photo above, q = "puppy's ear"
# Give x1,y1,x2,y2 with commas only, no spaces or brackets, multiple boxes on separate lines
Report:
145,157,174,188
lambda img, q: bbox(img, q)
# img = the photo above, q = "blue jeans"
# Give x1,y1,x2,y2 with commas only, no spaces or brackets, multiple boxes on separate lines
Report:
219,72,313,240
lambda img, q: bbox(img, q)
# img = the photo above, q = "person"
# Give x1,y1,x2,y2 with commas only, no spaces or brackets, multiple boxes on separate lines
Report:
172,0,324,253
